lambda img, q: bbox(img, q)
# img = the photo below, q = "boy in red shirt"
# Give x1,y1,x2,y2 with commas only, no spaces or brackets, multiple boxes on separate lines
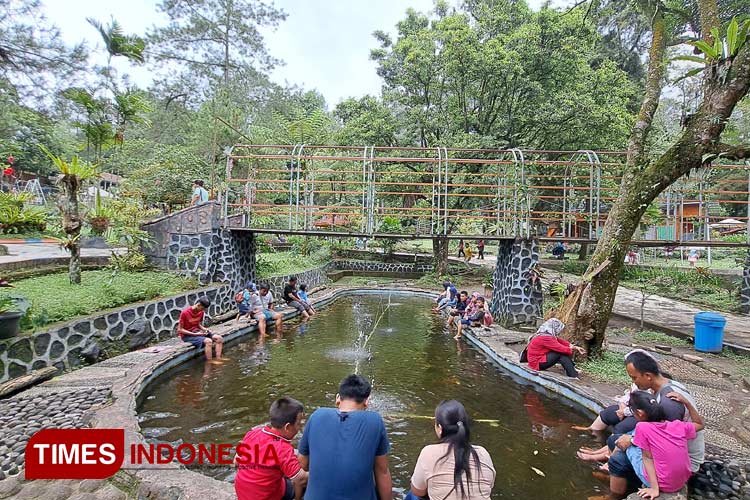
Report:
177,297,223,360
235,397,308,500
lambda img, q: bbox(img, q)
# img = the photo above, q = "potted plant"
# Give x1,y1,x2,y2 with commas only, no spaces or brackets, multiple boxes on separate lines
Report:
88,188,111,235
0,296,25,339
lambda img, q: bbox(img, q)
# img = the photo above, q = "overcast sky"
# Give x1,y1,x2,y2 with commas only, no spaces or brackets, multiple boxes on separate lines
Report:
41,0,556,106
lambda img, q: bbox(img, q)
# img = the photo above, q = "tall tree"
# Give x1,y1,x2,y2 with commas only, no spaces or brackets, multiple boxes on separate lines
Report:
0,0,86,102
558,2,750,354
147,0,286,88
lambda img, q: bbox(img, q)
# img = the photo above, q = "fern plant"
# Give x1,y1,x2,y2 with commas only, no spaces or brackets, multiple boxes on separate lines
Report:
674,17,750,82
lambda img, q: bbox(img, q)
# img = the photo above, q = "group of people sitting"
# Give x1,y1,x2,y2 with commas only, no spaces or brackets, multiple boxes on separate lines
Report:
432,282,493,340
235,276,317,329
521,320,706,499
234,374,496,500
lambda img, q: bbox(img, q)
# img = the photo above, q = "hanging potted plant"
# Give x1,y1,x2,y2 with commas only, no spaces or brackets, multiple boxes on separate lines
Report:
88,188,111,236
0,296,26,339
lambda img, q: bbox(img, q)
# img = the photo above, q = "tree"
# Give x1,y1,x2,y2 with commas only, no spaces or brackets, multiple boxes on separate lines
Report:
0,0,86,101
86,17,146,67
557,3,750,354
41,146,100,285
147,0,286,88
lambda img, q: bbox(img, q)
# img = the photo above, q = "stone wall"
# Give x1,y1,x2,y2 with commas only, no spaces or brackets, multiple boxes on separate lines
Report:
328,259,434,274
256,264,331,301
0,286,234,383
741,249,749,315
490,237,543,325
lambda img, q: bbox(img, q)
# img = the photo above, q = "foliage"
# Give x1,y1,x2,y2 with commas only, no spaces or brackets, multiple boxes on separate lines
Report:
86,17,146,64
0,270,198,331
0,191,47,233
633,330,691,346
40,145,100,180
579,350,632,384
255,251,329,278
119,143,209,206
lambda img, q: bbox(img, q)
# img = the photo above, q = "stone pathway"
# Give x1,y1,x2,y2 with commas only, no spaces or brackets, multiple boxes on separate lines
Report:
0,243,118,265
509,262,750,350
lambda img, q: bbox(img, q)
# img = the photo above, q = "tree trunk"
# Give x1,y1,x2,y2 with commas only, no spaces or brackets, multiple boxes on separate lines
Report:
555,6,750,354
578,243,588,261
433,236,449,275
69,242,81,285
58,176,82,285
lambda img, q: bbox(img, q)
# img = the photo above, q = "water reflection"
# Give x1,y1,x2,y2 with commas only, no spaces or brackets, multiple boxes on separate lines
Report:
139,295,601,498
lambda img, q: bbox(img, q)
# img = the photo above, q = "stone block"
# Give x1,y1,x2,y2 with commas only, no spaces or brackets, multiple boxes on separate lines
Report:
683,354,704,363
127,319,153,350
33,333,51,357
81,341,102,364
8,338,33,363
49,340,66,360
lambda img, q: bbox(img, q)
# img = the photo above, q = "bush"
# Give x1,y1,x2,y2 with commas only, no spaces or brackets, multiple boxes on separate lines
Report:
0,193,48,234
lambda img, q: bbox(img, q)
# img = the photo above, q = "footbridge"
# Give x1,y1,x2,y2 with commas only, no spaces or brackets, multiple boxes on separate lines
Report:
222,144,750,248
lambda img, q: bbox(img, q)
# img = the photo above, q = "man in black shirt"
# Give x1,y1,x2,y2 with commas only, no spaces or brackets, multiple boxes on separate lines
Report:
283,276,314,320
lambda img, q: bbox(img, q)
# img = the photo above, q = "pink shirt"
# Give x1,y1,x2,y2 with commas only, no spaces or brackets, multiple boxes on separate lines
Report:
633,420,696,492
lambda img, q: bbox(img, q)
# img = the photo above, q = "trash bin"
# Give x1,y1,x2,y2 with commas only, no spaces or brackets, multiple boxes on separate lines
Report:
693,312,726,353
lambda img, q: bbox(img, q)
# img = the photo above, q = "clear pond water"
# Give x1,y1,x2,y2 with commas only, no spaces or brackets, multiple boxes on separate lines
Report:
138,294,605,498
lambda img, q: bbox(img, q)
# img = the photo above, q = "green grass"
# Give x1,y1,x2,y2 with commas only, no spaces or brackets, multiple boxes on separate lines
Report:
633,330,691,346
720,350,750,377
0,270,199,332
256,251,329,278
580,351,632,384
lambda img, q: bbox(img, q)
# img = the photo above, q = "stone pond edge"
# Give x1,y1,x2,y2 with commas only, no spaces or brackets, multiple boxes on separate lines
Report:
30,285,612,498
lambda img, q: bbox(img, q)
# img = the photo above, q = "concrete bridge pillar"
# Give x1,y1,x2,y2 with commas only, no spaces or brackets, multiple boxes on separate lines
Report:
141,202,256,313
490,237,543,325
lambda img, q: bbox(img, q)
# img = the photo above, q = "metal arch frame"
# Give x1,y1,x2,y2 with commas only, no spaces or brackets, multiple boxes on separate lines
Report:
433,147,443,235
223,145,234,227
366,146,376,234
442,146,449,236
509,148,527,236
361,146,371,233
287,144,300,230
578,150,602,239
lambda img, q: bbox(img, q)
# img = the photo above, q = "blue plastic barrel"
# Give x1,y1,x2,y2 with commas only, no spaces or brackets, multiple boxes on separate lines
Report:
693,312,726,353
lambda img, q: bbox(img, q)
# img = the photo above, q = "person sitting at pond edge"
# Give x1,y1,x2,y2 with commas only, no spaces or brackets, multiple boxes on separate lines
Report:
236,281,258,323
191,179,209,206
298,283,317,314
177,297,223,360
525,318,583,378
454,296,486,340
283,276,314,320
577,351,704,471
447,291,470,328
234,397,308,500
434,281,458,312
259,283,284,332
572,349,656,438
405,399,496,500
605,390,704,500
298,374,392,500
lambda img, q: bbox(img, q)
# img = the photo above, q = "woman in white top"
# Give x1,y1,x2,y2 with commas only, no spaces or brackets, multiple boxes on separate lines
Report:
406,400,496,500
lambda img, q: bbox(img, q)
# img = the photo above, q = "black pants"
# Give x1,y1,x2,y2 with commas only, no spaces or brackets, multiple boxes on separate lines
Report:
539,351,578,377
458,249,465,257
478,248,484,259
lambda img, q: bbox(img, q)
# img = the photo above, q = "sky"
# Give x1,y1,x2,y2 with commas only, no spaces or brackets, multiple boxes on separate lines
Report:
40,0,555,106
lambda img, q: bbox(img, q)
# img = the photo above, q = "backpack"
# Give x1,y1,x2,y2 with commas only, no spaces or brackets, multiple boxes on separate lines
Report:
235,290,245,304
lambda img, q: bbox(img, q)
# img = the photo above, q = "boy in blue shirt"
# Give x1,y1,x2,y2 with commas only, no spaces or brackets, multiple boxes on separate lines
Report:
298,374,392,500
297,284,316,314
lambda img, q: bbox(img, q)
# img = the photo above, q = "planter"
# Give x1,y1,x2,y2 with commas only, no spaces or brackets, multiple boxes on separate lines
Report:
0,311,23,339
89,216,110,235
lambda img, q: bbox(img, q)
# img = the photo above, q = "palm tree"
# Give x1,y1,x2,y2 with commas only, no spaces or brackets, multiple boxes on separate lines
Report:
40,146,100,284
86,17,146,66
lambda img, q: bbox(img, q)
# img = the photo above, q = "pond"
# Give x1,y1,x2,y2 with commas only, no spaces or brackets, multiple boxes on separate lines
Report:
138,293,604,499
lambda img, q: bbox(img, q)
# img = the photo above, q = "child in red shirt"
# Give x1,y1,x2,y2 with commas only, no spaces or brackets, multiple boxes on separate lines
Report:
235,397,308,500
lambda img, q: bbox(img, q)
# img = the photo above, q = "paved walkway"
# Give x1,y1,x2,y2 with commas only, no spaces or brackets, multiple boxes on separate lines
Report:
0,243,116,265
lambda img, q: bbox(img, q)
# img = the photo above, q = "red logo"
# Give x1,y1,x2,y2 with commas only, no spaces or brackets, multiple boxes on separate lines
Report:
25,429,124,479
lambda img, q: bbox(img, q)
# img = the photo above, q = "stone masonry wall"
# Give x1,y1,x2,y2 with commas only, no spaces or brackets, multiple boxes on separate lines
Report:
0,286,233,383
741,249,749,315
490,237,543,325
328,259,434,274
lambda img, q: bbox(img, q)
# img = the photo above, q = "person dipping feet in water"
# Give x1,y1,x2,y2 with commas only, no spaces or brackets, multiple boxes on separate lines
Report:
235,397,308,500
178,297,223,361
524,318,584,378
406,399,496,500
298,374,392,500
283,276,315,320
605,391,704,500
454,296,486,340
